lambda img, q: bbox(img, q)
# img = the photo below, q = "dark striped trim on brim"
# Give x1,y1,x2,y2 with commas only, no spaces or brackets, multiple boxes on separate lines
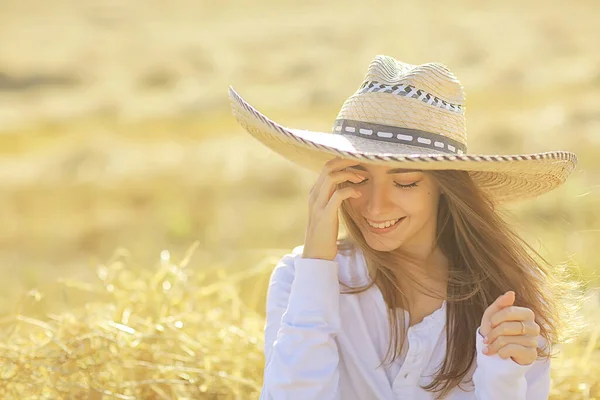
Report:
332,119,467,154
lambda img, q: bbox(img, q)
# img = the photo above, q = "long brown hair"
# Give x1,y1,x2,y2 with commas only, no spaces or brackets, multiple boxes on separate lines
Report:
336,169,583,399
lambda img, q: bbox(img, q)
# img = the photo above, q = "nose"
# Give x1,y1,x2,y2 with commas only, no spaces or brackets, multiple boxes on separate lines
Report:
365,183,395,216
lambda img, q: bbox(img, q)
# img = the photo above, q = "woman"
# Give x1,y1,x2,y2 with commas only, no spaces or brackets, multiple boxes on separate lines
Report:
228,55,578,399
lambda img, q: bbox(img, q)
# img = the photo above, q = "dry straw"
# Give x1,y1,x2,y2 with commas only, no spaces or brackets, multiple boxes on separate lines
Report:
0,243,598,399
0,243,274,399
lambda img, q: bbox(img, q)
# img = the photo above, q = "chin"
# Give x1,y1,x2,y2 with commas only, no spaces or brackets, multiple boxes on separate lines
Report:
364,235,405,252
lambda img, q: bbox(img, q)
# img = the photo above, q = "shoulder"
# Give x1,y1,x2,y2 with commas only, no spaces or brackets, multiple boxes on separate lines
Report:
268,244,370,289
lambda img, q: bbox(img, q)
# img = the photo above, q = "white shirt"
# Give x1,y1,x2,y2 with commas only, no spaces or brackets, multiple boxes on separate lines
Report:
260,244,551,399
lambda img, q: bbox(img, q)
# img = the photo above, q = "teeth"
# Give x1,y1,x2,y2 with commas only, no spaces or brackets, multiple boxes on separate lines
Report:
367,218,401,229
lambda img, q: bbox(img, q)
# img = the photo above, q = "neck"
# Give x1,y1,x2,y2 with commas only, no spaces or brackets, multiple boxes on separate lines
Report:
411,246,449,276
398,238,449,295
399,246,449,303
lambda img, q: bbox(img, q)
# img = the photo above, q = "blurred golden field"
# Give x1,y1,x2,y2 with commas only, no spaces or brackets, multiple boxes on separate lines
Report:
0,0,599,398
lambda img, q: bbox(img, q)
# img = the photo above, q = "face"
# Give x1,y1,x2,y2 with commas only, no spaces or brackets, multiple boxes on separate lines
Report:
345,164,442,256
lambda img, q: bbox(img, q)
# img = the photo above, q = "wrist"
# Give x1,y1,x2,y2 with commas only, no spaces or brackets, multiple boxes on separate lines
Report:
301,252,335,261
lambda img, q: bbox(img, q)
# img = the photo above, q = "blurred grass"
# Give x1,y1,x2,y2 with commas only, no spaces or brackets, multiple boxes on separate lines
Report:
0,0,599,295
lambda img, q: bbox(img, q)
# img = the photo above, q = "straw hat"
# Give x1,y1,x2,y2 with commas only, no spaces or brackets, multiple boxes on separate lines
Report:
228,55,577,203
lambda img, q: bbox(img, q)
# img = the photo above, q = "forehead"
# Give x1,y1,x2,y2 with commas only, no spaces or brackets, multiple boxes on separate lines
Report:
348,164,422,175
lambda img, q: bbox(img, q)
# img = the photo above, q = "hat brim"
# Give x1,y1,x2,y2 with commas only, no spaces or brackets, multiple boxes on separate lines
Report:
229,87,577,204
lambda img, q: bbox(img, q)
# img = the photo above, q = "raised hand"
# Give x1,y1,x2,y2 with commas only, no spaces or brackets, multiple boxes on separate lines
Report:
479,291,540,365
302,157,365,261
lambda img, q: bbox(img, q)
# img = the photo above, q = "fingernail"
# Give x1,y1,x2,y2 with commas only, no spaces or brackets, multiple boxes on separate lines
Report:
482,346,489,354
483,337,488,344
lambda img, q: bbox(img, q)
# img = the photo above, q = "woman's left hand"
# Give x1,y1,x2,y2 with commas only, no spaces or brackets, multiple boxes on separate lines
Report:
479,291,540,366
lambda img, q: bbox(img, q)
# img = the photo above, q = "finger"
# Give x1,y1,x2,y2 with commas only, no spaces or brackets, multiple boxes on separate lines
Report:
481,291,515,330
326,186,362,212
485,321,540,344
314,170,365,209
485,334,539,356
490,305,536,329
323,157,363,174
311,158,362,201
496,344,537,365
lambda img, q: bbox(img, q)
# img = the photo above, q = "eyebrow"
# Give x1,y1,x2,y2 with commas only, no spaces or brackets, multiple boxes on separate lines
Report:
348,165,422,175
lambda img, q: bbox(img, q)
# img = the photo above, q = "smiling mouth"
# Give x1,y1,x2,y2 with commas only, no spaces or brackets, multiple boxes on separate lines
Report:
364,216,406,230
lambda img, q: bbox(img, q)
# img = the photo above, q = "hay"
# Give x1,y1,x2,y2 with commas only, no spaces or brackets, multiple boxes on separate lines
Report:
0,243,598,399
0,243,267,399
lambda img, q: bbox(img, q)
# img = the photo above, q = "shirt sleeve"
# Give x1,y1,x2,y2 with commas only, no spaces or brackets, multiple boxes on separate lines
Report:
472,326,551,399
259,245,342,400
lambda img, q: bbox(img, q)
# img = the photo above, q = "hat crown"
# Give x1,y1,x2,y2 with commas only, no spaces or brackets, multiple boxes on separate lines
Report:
363,55,466,105
334,55,468,155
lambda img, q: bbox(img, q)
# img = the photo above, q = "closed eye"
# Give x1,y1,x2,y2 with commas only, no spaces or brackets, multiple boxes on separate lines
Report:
348,178,419,189
395,181,419,189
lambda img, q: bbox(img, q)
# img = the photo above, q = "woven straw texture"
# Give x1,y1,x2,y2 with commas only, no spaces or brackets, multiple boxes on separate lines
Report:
228,56,577,204
338,58,467,145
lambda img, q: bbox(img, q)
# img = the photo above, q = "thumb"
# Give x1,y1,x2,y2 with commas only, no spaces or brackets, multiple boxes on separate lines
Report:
480,291,515,332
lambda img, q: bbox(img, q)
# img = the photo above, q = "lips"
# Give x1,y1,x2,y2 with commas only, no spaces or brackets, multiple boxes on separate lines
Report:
364,216,406,234
365,217,401,229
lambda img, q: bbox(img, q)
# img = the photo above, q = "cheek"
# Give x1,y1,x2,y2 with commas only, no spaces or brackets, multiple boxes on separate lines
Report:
344,197,366,219
402,191,438,218
345,187,439,217
346,196,362,209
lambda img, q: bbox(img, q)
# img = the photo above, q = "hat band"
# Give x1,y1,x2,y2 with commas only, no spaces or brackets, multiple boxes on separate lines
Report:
358,81,463,114
333,119,467,154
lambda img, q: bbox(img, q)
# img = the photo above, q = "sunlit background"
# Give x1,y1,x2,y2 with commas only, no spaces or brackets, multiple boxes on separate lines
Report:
0,0,599,398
